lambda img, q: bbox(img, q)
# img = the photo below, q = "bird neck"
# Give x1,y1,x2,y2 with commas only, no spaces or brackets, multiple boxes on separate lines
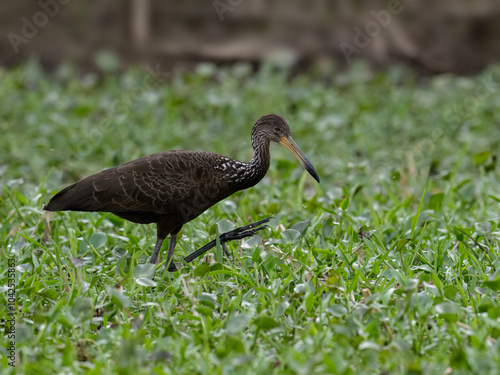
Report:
225,131,270,191
247,132,270,184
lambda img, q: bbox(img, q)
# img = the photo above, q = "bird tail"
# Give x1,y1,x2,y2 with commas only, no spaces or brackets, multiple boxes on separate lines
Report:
44,178,100,212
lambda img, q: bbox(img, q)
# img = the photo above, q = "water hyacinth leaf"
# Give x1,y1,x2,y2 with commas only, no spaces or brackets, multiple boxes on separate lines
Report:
226,313,253,335
221,200,237,215
326,304,348,317
482,278,500,291
322,217,335,238
217,219,235,233
241,236,261,249
404,278,419,292
209,262,223,271
135,278,157,287
197,293,217,309
89,232,107,249
443,284,459,300
194,262,210,277
112,248,129,258
281,229,301,244
294,283,307,294
358,341,381,351
474,222,491,236
39,289,59,300
435,302,458,322
107,287,131,308
290,220,311,236
71,297,94,321
133,263,155,279
195,306,214,316
16,263,33,273
254,316,279,330
79,241,89,254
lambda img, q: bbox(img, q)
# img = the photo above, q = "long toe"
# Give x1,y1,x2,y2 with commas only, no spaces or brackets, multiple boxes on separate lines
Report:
220,224,268,242
167,262,178,272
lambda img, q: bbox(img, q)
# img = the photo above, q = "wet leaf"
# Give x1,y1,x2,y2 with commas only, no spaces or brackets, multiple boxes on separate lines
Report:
133,263,155,279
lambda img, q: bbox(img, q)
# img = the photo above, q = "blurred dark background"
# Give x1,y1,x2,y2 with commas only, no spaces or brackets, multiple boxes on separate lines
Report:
2,0,500,75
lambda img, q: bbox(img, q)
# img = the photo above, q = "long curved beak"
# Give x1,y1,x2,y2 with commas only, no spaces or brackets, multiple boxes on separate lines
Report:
279,136,320,183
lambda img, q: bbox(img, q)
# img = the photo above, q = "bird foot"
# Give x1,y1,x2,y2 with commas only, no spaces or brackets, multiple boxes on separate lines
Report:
169,217,273,271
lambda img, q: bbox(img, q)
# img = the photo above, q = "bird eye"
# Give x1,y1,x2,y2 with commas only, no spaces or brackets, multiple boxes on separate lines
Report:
273,126,281,132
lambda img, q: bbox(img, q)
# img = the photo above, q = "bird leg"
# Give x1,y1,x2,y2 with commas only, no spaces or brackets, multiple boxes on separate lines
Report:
164,233,178,270
149,237,164,264
149,232,179,267
167,217,272,272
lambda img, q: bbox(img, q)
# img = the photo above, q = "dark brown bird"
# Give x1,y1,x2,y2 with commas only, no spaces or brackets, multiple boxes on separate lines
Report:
44,114,319,271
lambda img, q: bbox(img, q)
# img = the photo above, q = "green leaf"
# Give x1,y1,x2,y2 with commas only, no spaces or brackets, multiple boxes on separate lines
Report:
39,289,59,300
209,263,223,271
197,293,217,309
16,263,33,273
194,262,210,277
135,278,157,287
474,222,491,236
89,232,107,249
435,302,458,322
395,239,411,252
443,284,459,300
305,292,314,312
217,219,235,233
281,229,301,244
226,313,252,335
358,341,381,351
489,195,500,203
428,193,445,212
195,306,213,317
339,195,350,211
404,278,418,292
133,263,155,279
482,278,500,291
107,287,131,309
322,217,335,238
290,220,311,236
411,190,425,238
71,297,94,321
473,151,491,165
254,316,279,330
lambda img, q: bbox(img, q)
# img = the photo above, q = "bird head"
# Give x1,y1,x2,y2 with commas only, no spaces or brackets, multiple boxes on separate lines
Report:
253,114,320,183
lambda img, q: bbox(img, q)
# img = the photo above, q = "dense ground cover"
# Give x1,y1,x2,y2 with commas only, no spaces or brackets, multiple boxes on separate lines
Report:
1,61,500,374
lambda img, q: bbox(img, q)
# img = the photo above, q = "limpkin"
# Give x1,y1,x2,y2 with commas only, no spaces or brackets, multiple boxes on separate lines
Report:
44,114,320,271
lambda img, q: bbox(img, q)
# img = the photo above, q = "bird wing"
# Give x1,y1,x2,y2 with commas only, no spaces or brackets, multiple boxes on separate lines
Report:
46,151,209,215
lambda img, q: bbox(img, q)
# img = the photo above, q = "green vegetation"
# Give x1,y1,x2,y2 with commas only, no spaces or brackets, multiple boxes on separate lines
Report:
1,61,500,374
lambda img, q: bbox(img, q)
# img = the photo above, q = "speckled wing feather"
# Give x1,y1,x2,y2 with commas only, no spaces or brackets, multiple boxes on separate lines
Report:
44,151,241,221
